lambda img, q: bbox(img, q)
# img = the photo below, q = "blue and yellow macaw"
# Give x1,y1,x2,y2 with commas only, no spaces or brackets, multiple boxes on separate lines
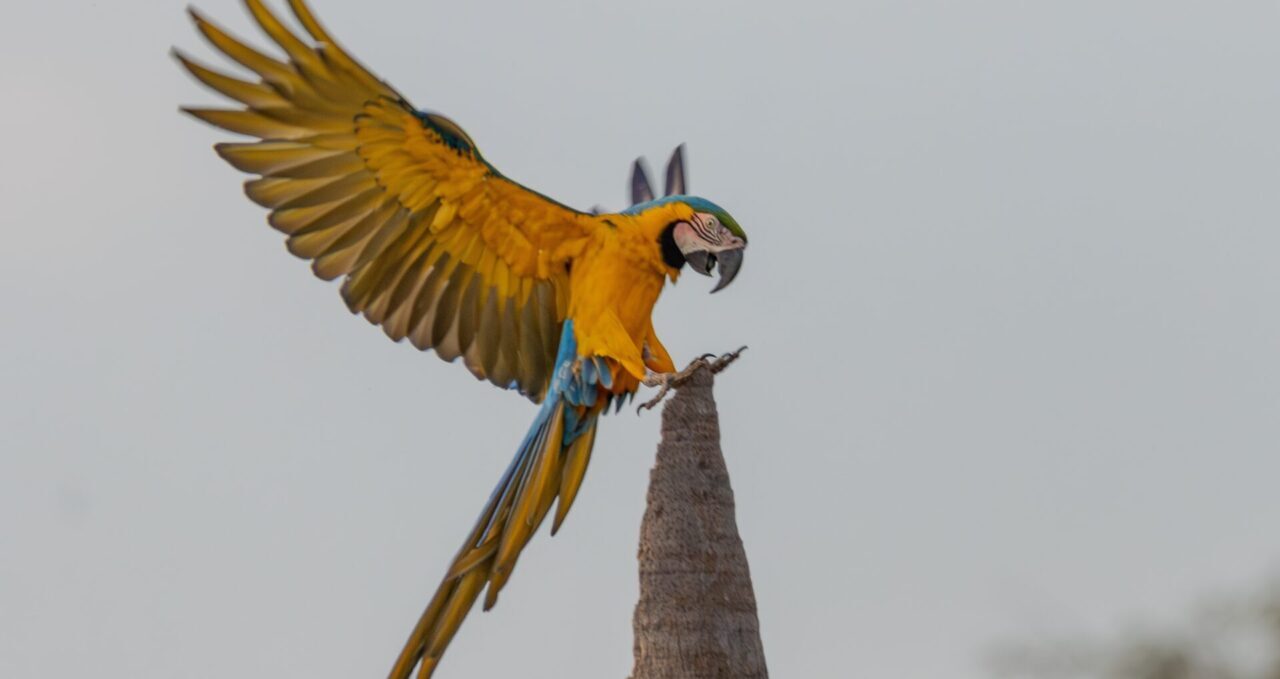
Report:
176,2,748,676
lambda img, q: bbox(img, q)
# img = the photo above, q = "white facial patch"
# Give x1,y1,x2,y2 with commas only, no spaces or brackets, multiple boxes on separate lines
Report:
688,213,745,252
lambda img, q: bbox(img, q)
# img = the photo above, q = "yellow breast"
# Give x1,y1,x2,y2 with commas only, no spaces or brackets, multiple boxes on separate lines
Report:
567,214,677,381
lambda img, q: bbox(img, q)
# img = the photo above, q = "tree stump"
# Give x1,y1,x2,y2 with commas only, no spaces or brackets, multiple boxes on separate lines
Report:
629,366,768,679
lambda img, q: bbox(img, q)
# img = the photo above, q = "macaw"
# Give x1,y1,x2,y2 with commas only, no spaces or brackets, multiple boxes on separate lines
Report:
176,2,748,676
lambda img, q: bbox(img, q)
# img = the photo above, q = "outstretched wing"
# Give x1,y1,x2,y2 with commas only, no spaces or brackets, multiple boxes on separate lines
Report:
177,0,595,400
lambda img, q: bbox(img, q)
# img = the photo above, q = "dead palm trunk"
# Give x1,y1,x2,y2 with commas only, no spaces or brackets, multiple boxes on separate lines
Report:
629,363,768,679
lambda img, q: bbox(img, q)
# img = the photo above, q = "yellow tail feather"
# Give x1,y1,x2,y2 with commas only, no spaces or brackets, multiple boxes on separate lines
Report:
389,402,600,679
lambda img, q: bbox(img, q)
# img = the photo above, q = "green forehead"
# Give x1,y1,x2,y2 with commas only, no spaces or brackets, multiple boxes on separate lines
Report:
682,197,746,241
710,209,747,242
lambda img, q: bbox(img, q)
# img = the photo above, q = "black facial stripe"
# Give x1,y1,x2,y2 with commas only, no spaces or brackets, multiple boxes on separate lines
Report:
691,216,719,243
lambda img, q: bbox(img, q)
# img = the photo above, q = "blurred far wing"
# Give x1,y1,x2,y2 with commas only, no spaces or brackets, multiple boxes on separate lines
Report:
631,157,655,205
664,144,686,196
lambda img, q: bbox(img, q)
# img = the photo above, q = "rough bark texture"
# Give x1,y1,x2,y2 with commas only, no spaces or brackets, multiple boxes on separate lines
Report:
629,367,768,679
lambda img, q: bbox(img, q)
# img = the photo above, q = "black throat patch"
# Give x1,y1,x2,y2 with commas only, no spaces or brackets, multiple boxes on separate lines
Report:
659,223,687,270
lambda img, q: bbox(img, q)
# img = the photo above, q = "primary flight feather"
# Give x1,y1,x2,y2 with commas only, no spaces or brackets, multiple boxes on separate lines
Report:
176,1,748,676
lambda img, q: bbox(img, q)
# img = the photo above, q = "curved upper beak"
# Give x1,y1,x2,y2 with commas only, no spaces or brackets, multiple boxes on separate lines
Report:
684,247,745,293
710,247,744,293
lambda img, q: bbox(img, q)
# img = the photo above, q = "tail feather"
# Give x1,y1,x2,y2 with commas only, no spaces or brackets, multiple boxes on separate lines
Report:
389,320,612,678
389,398,600,679
496,403,564,569
553,420,599,535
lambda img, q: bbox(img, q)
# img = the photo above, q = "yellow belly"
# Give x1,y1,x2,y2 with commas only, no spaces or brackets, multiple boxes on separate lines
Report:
566,228,670,383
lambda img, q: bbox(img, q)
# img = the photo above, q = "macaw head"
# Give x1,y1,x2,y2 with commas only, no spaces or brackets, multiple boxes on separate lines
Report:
622,146,748,292
622,194,748,292
663,196,748,293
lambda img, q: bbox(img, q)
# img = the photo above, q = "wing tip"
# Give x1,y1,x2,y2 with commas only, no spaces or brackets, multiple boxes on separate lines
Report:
171,46,206,79
186,5,209,26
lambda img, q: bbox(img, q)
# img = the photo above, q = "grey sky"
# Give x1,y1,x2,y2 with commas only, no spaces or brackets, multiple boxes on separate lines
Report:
2,1,1277,677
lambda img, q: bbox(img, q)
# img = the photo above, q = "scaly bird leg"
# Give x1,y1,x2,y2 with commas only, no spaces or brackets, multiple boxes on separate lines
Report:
637,346,748,412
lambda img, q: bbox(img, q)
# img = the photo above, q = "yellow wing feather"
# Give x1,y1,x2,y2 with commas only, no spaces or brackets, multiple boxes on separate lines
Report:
178,0,595,400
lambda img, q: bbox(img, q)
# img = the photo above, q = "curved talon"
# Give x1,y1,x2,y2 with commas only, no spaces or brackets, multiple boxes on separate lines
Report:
637,346,747,413
638,360,700,412
710,345,748,374
637,383,673,412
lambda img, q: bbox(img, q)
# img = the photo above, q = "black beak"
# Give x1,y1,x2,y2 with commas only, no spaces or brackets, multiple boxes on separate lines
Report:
685,248,745,293
710,247,743,293
685,250,714,277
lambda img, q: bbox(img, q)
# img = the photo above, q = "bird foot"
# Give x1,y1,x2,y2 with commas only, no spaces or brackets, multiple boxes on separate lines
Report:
637,346,747,412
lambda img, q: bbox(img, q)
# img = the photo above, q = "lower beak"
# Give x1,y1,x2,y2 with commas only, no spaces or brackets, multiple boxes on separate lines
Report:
685,250,714,277
710,247,744,293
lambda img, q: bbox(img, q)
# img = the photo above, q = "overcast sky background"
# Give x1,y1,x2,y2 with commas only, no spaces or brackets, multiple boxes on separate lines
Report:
2,1,1278,677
